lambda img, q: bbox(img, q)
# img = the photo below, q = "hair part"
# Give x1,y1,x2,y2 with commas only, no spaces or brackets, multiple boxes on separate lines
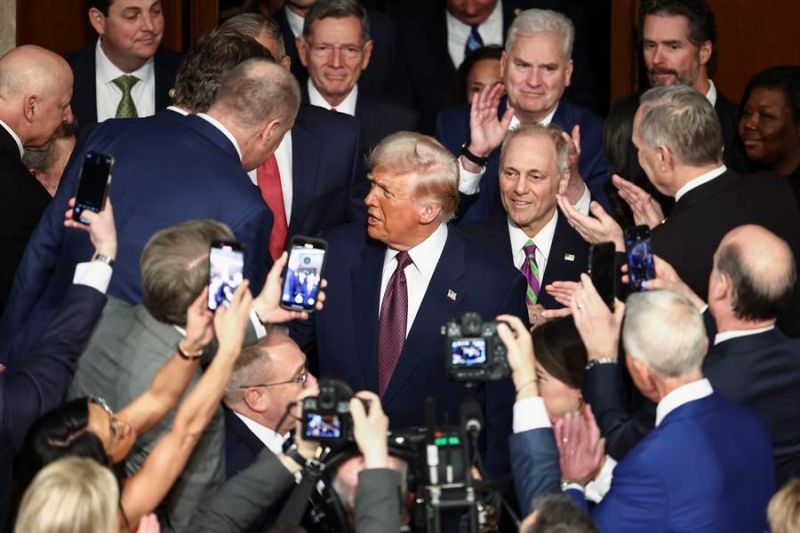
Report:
303,0,371,42
532,317,587,389
501,123,570,175
506,9,575,61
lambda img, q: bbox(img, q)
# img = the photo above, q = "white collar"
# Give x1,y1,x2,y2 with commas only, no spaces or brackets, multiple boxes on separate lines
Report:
674,165,727,202
307,80,358,116
714,325,775,346
0,119,23,158
705,79,718,107
167,105,190,116
655,378,713,426
384,223,449,279
508,105,558,132
232,411,288,455
197,113,243,162
95,37,154,84
507,209,559,262
285,6,305,38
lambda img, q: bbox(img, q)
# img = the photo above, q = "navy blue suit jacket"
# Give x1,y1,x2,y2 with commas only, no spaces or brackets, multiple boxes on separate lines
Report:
0,284,107,525
0,113,272,367
435,98,610,224
65,45,182,131
460,211,588,310
290,223,528,485
705,328,800,487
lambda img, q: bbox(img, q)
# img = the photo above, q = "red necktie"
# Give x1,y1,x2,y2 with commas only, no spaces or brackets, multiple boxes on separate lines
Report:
256,154,288,261
377,252,413,396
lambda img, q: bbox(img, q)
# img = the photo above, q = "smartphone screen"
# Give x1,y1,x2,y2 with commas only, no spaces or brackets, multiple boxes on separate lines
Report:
73,151,113,222
625,226,656,292
303,412,342,440
208,241,244,311
281,236,327,312
589,242,616,307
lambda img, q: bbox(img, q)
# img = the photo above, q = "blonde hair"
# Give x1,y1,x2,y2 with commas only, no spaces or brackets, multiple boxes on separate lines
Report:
769,478,800,533
15,457,119,533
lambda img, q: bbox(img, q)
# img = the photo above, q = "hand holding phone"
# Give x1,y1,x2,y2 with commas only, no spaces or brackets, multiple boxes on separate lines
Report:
280,236,327,313
73,151,113,223
208,241,245,311
588,242,616,308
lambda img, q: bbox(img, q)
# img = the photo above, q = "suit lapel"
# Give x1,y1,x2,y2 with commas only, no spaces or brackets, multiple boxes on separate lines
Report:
382,228,465,405
288,124,321,236
540,212,584,288
350,240,385,392
224,407,266,459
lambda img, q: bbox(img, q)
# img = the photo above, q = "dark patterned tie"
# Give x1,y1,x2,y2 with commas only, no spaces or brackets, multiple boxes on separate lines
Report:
464,25,484,58
112,74,139,118
377,251,413,396
521,240,541,305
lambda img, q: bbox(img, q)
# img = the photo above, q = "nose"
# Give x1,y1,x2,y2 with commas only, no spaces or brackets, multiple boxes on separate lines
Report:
330,47,343,68
63,105,74,124
652,46,665,65
741,112,758,130
527,67,542,87
513,174,528,195
364,184,377,206
141,13,155,32
306,373,318,390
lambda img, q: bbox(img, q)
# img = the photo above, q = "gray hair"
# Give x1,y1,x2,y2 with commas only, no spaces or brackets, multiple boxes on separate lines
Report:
622,290,707,378
506,9,575,60
369,131,459,222
221,13,287,59
500,123,570,174
638,85,723,166
303,0,371,42
223,326,291,405
213,58,301,130
141,220,234,326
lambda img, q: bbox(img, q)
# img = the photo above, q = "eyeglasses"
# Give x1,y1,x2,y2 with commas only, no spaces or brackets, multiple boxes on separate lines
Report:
309,43,364,60
239,366,309,390
89,396,126,448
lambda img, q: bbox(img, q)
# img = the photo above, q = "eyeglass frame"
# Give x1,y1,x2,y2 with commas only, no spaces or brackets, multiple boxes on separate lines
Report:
307,41,366,60
238,366,309,390
89,395,125,448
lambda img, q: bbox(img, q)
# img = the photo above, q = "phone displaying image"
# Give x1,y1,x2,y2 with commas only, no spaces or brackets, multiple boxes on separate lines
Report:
281,236,327,312
208,240,244,311
624,225,656,292
73,151,113,222
302,412,343,440
589,242,616,308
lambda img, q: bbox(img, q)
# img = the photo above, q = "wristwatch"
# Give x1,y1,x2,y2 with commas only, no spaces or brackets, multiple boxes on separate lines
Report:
92,253,115,267
459,142,489,166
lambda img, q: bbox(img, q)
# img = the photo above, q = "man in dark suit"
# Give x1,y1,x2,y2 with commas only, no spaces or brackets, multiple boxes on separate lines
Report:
296,0,420,154
461,124,588,326
275,0,396,96
290,132,528,485
436,8,610,225
0,46,74,313
0,200,114,527
0,58,298,367
67,0,182,128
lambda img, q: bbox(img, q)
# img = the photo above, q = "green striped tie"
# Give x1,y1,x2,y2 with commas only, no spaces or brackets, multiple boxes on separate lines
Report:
521,240,541,305
112,74,139,118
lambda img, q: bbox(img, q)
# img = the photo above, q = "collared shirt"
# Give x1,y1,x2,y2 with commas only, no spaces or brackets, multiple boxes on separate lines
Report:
445,0,503,68
247,131,294,222
674,165,727,202
307,80,358,116
714,325,775,346
94,38,155,122
0,118,23,158
706,79,718,107
286,6,305,38
379,223,448,336
72,260,113,293
655,378,713,426
166,105,189,116
508,209,558,281
196,113,242,161
233,411,288,455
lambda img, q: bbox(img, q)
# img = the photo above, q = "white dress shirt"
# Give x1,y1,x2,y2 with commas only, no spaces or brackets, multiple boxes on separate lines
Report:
508,209,558,281
0,119,23,158
285,7,305,38
307,80,358,116
714,325,775,346
655,378,713,426
445,0,503,68
673,165,727,202
72,260,113,293
247,132,294,222
379,223,448,336
233,412,288,455
706,79,718,107
94,38,155,122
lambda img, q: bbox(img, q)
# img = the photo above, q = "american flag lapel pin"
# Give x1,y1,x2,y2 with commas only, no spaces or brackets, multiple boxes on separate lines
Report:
447,289,457,301
564,253,575,262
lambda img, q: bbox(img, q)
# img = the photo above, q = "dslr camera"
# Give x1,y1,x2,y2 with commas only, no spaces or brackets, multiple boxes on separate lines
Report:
442,312,509,382
302,379,367,443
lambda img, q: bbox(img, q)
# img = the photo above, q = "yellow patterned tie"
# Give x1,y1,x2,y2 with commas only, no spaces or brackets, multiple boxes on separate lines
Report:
112,74,139,118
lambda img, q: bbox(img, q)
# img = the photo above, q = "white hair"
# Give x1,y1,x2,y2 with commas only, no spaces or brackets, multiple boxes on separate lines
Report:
505,8,575,60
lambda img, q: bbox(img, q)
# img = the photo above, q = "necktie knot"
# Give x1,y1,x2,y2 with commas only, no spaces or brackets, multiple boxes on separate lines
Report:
465,25,484,56
395,251,413,271
112,75,139,118
523,240,537,259
112,74,139,93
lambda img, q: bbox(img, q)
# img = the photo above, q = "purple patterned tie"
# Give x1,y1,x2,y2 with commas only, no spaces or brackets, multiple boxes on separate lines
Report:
520,240,541,305
377,251,413,396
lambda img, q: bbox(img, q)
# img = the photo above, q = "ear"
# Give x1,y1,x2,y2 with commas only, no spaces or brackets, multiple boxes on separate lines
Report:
23,94,36,123
657,145,673,173
418,202,442,225
557,169,570,195
500,50,508,75
88,7,106,36
361,39,374,70
296,36,310,68
281,55,292,70
243,389,267,412
709,270,731,304
564,59,574,88
260,118,282,144
698,40,712,67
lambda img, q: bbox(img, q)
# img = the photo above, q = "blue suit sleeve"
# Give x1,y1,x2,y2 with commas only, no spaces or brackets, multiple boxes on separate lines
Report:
509,428,563,516
578,118,612,212
231,206,272,296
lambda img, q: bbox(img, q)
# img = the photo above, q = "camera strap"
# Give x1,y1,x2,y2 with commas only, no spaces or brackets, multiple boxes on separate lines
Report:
274,448,329,526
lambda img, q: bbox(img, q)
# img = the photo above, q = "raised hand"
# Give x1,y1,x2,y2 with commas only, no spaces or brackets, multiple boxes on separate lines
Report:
181,288,215,354
554,405,606,486
350,390,390,468
557,196,625,250
64,196,117,258
561,125,588,204
496,314,538,396
213,281,253,356
253,251,327,324
612,174,664,229
465,83,514,165
571,274,625,361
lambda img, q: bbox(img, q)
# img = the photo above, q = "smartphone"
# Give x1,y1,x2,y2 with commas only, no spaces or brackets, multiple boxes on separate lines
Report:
588,242,616,308
73,151,113,222
208,240,245,311
624,225,656,292
281,236,327,312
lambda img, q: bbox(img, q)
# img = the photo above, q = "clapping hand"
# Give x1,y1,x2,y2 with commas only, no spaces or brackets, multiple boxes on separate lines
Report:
612,174,664,229
557,196,625,251
571,274,624,361
554,404,606,486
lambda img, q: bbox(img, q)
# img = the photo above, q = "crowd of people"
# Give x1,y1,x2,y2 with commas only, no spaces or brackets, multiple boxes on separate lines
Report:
1,0,800,531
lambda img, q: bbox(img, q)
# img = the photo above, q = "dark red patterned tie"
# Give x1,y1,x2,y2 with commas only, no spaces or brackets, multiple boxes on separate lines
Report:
377,251,413,396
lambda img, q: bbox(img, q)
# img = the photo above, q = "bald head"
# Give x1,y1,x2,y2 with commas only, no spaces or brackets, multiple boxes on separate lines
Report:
714,225,796,321
0,45,74,148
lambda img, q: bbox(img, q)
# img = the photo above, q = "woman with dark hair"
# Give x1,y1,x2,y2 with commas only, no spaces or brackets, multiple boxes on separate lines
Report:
733,66,800,204
449,45,504,106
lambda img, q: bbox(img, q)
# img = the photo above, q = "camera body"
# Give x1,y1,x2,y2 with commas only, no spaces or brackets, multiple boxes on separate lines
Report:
302,379,367,443
442,312,509,382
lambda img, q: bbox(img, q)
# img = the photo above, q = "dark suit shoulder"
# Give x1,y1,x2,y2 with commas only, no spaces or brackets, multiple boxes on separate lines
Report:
296,104,359,132
554,99,605,134
154,47,183,70
64,44,94,66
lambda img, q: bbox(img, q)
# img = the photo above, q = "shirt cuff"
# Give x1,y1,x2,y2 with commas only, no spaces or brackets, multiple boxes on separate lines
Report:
249,311,268,339
573,184,591,215
563,482,586,493
73,261,112,294
458,159,484,195
513,396,551,433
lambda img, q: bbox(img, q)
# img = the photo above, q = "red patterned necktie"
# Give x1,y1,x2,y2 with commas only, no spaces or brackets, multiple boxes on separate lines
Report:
256,154,288,261
377,251,413,396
